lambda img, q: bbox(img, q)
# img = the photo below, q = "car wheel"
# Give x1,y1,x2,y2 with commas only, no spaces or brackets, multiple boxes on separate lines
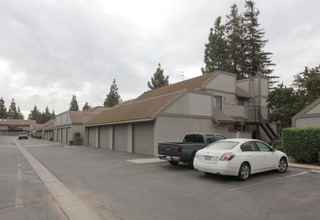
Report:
238,162,250,181
277,157,288,173
169,161,179,166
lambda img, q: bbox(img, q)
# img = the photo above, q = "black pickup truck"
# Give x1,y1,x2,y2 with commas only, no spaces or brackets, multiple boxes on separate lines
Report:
158,133,225,166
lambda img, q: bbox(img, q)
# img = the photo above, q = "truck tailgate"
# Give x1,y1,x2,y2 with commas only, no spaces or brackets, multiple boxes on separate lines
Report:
158,143,182,156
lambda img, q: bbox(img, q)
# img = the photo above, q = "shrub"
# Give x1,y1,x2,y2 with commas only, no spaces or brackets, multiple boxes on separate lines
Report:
75,136,83,146
49,137,53,141
75,132,81,138
319,152,320,163
282,127,320,163
69,140,75,146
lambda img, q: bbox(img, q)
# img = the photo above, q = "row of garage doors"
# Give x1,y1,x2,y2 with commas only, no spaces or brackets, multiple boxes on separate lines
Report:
87,122,154,155
56,128,72,144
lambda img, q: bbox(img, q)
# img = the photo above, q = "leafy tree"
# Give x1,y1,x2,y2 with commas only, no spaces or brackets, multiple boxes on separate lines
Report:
69,95,79,111
243,0,276,83
0,97,7,119
293,65,320,103
225,4,247,78
82,102,91,111
104,79,122,107
202,17,232,74
7,98,18,119
267,84,303,128
148,63,169,89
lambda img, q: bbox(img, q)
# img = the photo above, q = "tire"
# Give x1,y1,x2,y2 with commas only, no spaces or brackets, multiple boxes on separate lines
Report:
277,157,288,173
169,161,179,166
238,162,250,181
188,154,196,169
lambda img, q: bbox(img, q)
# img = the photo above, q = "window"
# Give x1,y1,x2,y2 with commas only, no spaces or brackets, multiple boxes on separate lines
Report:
256,141,272,152
206,135,215,144
215,96,222,110
241,142,258,152
215,135,225,141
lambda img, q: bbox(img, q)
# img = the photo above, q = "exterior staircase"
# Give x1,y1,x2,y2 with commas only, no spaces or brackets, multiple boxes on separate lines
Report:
260,122,280,142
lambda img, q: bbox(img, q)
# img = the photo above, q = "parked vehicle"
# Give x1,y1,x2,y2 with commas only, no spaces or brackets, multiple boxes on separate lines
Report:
193,138,288,181
18,131,28,140
158,133,225,166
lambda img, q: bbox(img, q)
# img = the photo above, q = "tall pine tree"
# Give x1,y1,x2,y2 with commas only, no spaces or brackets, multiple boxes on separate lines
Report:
148,63,169,89
82,102,91,111
0,97,7,119
7,98,18,119
69,95,79,111
104,79,122,107
226,4,247,78
243,0,275,82
202,17,232,74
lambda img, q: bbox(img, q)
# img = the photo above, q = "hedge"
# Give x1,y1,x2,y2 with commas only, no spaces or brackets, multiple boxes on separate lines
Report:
282,127,320,163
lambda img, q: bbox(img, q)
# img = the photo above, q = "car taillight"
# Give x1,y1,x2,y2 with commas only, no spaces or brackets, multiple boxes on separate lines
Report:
220,152,235,161
178,146,183,156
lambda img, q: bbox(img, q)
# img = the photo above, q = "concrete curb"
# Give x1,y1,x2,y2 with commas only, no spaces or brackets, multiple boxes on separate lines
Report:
13,138,102,220
289,163,320,171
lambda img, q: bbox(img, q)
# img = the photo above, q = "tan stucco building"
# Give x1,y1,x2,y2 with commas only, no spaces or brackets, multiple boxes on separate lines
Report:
84,71,275,156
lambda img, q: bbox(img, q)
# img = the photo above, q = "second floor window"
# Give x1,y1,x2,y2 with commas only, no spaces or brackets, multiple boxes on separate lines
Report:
215,96,222,110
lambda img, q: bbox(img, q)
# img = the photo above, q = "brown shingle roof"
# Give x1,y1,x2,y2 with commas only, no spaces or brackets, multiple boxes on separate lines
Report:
0,119,36,126
213,107,234,123
69,111,98,124
86,90,184,126
135,72,216,102
236,87,252,98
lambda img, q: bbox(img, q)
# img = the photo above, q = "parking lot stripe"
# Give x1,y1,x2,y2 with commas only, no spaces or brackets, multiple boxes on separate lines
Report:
229,171,307,192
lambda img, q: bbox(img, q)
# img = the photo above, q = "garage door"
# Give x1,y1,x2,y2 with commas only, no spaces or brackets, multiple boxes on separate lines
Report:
62,128,66,143
88,127,96,147
114,124,127,152
99,126,109,148
66,127,71,144
133,122,154,155
57,129,61,142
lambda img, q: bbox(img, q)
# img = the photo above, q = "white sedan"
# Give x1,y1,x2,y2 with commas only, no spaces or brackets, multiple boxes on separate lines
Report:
193,138,288,180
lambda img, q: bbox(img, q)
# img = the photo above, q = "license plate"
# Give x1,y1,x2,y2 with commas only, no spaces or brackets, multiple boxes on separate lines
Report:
204,155,212,161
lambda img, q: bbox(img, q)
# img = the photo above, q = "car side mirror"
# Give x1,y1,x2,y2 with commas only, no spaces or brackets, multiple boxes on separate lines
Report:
272,147,276,152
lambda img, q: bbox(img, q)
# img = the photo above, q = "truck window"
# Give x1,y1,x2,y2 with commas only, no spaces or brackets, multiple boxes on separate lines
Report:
183,134,204,143
215,135,225,141
206,135,215,144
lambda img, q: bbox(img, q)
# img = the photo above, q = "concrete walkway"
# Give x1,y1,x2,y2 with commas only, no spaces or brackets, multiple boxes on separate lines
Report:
13,138,102,220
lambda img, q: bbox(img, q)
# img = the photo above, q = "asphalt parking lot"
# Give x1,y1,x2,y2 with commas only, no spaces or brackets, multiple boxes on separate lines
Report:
1,136,320,220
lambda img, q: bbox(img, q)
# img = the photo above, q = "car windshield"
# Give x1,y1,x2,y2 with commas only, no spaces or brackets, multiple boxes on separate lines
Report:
206,141,239,150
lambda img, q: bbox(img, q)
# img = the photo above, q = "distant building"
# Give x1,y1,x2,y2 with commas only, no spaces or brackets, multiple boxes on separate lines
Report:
292,97,320,127
0,119,36,135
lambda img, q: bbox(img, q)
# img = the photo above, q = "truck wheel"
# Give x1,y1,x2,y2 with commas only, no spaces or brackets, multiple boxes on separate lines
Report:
169,161,179,166
189,154,195,169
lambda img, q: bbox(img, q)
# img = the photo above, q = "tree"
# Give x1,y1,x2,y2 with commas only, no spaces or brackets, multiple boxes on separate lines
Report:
104,79,122,107
28,105,41,122
226,4,247,78
267,84,303,128
82,102,91,111
243,0,275,83
293,65,320,103
7,98,18,119
0,97,7,119
202,17,232,74
148,63,169,89
17,107,24,120
69,95,79,111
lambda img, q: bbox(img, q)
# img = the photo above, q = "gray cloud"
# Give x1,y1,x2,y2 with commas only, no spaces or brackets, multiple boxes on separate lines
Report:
0,0,320,118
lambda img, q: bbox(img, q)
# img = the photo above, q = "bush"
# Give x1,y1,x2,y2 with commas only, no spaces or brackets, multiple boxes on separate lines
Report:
75,132,81,138
319,152,320,163
69,140,75,146
49,137,53,141
282,127,320,163
75,136,83,146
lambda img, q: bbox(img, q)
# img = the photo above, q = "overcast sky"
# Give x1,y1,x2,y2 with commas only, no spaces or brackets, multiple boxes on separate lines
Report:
1,0,319,118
